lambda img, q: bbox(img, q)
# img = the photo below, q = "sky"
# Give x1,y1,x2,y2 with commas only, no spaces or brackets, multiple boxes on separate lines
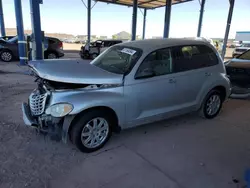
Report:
2,0,250,39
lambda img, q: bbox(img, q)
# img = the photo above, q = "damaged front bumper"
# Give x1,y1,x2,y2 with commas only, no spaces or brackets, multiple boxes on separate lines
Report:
22,102,37,127
22,102,74,143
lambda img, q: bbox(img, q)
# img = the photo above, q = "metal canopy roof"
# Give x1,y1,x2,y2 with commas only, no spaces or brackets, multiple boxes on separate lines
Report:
95,0,193,9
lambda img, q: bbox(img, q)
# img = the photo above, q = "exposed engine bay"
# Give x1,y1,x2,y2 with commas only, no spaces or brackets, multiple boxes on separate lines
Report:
34,76,100,90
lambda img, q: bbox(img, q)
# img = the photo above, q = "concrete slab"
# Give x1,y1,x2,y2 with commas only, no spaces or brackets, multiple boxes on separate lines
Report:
101,163,179,188
50,146,179,188
118,107,250,188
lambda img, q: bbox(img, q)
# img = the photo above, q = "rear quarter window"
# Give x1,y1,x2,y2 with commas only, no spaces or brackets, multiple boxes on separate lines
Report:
172,44,218,73
48,39,56,45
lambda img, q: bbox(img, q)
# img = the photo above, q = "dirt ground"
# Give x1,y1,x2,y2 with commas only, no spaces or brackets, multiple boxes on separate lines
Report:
1,49,249,188
63,43,82,51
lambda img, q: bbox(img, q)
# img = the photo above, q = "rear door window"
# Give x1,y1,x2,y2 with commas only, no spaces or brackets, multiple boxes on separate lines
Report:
104,41,116,47
172,45,218,73
238,50,250,60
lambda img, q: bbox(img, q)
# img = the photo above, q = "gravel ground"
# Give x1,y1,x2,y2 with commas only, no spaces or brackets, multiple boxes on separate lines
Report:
0,64,87,188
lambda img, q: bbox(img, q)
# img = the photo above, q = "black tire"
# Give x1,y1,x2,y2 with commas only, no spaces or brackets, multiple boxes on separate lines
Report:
44,51,58,59
0,50,13,62
199,90,223,119
90,53,98,59
70,110,113,153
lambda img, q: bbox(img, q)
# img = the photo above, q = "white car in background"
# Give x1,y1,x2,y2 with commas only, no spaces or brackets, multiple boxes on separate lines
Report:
80,40,123,59
232,43,250,58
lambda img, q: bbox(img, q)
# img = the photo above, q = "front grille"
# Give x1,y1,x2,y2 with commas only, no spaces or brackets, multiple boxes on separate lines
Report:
29,92,48,116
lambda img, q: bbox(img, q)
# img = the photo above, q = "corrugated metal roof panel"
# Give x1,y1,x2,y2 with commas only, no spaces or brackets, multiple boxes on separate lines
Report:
95,0,193,9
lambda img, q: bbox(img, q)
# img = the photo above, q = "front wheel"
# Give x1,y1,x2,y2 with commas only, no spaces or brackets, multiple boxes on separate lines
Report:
0,50,13,62
70,110,112,153
200,90,223,119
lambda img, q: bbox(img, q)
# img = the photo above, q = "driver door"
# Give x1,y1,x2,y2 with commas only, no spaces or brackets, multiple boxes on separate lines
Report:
124,48,177,127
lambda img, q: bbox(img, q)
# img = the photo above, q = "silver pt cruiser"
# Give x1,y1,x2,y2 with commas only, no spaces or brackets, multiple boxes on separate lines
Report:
22,39,231,152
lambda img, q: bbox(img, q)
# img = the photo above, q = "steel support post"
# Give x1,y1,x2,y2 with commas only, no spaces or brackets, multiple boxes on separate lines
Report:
87,0,91,45
14,0,27,65
142,9,147,39
131,0,138,40
197,0,206,37
163,0,172,38
221,0,235,59
30,0,43,60
0,0,5,36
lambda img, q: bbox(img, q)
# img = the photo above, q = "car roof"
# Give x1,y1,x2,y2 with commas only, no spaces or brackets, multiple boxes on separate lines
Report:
119,38,213,53
46,37,60,41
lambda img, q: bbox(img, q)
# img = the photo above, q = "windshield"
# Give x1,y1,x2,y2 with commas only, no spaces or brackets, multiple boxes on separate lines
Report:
238,50,250,60
241,43,250,47
91,45,142,74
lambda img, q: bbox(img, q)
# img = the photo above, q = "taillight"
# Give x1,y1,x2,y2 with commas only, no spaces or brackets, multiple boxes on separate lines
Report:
59,41,63,49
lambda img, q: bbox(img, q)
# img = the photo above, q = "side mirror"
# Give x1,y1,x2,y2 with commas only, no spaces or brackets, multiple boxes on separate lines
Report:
135,68,155,79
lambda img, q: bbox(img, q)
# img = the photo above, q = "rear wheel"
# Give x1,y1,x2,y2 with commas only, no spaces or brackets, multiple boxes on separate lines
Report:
200,90,223,119
91,53,98,59
45,51,58,59
70,110,113,153
0,50,13,62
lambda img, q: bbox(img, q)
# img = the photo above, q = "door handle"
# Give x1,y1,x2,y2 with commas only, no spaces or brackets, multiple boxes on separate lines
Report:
169,78,176,83
205,72,211,76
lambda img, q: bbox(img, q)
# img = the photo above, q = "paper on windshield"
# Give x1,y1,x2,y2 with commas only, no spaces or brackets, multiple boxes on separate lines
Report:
121,48,136,55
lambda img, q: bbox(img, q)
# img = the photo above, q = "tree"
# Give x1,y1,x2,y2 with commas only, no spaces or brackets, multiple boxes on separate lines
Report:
112,35,118,39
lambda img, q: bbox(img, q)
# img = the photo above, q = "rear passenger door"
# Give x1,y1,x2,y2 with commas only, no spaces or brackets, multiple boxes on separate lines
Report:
171,45,218,109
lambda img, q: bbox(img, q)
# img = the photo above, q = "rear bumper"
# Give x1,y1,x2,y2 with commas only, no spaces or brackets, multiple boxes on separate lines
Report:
58,53,64,58
57,49,64,57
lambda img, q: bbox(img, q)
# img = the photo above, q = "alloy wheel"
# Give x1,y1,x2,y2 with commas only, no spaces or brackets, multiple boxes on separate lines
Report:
206,94,221,116
81,117,109,149
1,52,12,62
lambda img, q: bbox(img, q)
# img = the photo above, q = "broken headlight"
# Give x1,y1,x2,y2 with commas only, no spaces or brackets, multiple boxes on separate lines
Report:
45,103,73,117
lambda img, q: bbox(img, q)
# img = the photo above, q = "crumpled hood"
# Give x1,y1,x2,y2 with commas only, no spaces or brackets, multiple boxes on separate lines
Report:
28,59,123,84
